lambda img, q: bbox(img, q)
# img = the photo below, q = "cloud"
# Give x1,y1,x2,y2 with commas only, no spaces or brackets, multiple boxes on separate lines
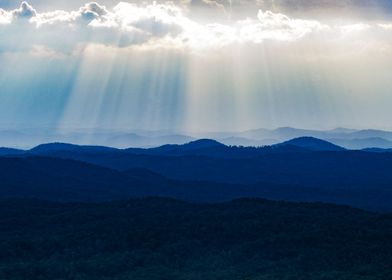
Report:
340,23,371,34
378,23,392,29
0,1,209,51
0,2,186,51
238,10,326,42
1,1,392,54
79,2,108,20
113,2,185,37
241,0,392,11
0,8,11,24
12,1,36,19
32,2,113,26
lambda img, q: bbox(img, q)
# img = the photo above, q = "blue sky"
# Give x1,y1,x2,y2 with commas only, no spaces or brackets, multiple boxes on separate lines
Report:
1,1,392,133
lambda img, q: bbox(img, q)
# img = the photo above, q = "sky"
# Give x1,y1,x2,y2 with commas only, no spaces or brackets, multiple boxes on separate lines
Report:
1,0,392,134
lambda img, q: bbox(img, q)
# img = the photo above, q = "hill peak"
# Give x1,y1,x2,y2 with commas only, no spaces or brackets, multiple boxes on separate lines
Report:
31,143,78,152
30,143,118,154
278,137,345,151
183,139,225,149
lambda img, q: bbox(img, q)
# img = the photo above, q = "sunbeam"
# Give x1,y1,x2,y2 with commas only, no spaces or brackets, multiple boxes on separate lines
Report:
1,0,392,145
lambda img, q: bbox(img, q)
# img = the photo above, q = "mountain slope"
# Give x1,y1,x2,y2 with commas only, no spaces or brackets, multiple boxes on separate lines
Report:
328,137,392,149
0,147,24,156
30,143,120,154
0,197,391,279
0,156,171,201
1,152,392,210
277,137,345,151
139,139,226,154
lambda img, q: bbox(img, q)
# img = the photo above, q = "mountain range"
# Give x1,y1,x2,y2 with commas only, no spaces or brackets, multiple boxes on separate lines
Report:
0,136,349,159
3,127,392,149
1,137,392,211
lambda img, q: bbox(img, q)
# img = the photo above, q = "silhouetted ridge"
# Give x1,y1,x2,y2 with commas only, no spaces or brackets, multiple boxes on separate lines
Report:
30,143,119,154
277,137,345,151
182,139,226,149
131,139,228,156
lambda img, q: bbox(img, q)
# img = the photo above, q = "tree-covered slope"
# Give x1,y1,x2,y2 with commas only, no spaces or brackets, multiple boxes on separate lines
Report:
0,198,391,280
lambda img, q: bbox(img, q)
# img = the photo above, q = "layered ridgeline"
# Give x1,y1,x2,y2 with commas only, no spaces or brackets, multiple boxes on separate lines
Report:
1,137,392,211
3,127,392,149
1,137,392,279
0,197,391,279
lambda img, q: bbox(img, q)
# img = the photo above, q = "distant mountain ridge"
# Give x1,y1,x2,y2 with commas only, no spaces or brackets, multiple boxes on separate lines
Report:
0,137,348,159
2,127,392,149
3,136,392,158
328,137,392,150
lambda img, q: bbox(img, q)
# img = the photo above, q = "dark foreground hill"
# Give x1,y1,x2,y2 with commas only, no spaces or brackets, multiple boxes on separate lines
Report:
0,197,391,280
1,156,392,211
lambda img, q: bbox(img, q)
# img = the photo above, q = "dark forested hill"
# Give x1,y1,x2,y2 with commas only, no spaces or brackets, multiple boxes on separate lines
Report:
7,140,392,187
2,146,392,210
0,197,391,280
1,138,392,211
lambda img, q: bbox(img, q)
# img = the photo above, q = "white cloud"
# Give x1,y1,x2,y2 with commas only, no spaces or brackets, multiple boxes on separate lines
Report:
12,1,36,19
1,1,392,54
238,10,327,42
113,2,185,36
32,2,113,27
340,23,371,34
379,23,392,29
0,9,11,24
79,2,108,19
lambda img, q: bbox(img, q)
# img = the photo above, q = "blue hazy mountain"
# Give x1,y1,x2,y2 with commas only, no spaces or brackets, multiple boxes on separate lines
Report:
107,133,194,148
3,127,392,149
349,129,392,140
0,129,194,149
218,137,277,147
28,138,326,160
228,127,392,144
328,137,392,149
